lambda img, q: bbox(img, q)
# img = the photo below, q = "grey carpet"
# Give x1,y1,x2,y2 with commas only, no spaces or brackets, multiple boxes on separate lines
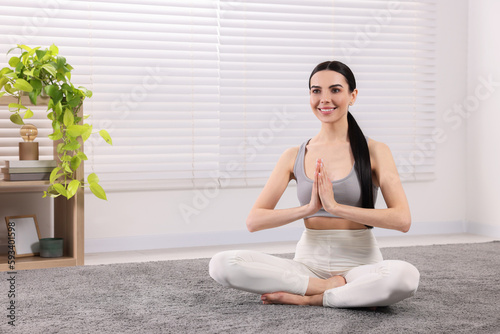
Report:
1,241,499,334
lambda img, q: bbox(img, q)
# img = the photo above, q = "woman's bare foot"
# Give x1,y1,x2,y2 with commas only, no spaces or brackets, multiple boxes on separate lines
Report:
305,275,346,296
261,292,324,306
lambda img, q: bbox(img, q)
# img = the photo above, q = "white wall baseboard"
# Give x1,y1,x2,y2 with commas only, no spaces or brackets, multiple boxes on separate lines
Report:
85,220,468,254
465,221,500,238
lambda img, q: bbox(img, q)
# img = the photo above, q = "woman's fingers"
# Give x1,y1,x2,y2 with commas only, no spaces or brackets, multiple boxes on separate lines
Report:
317,160,337,213
307,159,322,213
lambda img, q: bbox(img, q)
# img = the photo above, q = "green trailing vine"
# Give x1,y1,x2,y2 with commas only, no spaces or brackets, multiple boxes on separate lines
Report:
0,44,111,200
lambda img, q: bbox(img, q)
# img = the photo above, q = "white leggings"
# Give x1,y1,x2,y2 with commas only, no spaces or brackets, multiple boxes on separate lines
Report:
209,229,420,308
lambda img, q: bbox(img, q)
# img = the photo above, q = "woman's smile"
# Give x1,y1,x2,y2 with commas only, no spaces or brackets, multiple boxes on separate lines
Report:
318,106,337,115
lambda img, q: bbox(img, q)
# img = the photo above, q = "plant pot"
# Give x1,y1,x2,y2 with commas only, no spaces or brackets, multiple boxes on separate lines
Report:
39,238,63,258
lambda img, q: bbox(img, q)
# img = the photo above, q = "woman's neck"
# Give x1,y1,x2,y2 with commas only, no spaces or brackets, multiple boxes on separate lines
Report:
314,117,349,144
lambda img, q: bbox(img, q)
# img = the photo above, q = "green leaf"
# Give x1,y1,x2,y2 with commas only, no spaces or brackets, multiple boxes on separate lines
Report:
48,129,63,140
87,173,99,184
54,91,63,106
70,156,81,170
10,113,24,125
28,90,38,105
8,103,26,110
22,48,39,66
35,49,47,60
42,63,57,77
66,124,88,137
76,151,88,160
63,163,73,173
18,45,32,52
61,155,72,161
23,68,35,77
50,167,61,183
67,179,80,198
49,44,59,55
56,72,66,82
56,56,66,70
15,61,24,74
99,129,112,145
45,85,63,104
47,111,55,121
89,182,107,200
3,71,18,79
67,95,81,108
45,186,62,198
1,66,13,75
52,183,68,198
0,92,5,98
23,109,34,119
0,76,8,89
4,83,17,94
82,125,93,142
63,108,74,127
8,57,20,67
78,86,92,98
56,142,65,154
54,101,63,116
13,78,33,92
63,140,80,151
30,78,42,91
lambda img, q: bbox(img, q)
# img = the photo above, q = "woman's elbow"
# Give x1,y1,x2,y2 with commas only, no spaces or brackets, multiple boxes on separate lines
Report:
245,215,258,233
399,214,412,233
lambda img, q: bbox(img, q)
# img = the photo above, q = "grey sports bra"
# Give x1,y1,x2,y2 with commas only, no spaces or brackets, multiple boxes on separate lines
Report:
293,139,378,219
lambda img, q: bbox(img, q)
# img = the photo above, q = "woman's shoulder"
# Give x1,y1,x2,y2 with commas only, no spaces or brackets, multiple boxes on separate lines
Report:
367,137,396,172
275,146,300,175
367,137,391,155
281,146,300,164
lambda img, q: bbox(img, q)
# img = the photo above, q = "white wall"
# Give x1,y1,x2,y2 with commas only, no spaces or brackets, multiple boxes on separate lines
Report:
82,0,473,253
466,0,500,236
0,1,480,253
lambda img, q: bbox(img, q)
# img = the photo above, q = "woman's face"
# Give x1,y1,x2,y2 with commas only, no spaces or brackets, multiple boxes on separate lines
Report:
309,70,357,124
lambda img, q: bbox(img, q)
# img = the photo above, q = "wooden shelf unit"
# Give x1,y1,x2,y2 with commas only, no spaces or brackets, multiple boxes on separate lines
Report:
0,96,84,271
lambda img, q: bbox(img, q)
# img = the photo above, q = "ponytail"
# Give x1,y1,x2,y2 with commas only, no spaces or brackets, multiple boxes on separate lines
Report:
347,111,374,211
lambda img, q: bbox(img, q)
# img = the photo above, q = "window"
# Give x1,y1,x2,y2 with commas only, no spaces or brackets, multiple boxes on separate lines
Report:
0,0,436,189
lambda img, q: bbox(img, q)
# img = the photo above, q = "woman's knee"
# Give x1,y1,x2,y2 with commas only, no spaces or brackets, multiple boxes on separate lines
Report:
209,250,243,287
387,260,420,295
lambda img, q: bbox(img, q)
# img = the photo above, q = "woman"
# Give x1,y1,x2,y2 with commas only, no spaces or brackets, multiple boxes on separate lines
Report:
209,61,420,308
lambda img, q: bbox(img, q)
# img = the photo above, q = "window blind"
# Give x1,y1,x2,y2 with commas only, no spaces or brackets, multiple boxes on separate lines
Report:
219,0,437,183
0,0,436,189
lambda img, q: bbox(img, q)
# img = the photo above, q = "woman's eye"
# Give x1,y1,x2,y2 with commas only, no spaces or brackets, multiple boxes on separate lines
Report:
332,89,340,93
312,89,320,94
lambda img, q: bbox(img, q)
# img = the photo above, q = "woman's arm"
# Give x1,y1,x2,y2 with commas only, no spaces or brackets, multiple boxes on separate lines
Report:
318,140,411,232
246,147,322,232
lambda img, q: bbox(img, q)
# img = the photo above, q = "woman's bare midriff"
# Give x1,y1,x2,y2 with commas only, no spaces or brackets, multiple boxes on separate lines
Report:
304,216,368,230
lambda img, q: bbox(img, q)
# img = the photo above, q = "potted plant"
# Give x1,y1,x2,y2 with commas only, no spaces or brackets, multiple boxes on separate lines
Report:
0,44,111,200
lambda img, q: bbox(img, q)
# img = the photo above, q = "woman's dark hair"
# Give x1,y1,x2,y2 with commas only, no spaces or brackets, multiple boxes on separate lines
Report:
309,61,375,213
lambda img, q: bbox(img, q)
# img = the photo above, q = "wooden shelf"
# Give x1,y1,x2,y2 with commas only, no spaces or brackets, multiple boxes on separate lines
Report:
0,255,76,271
0,95,84,271
0,180,50,193
0,95,50,106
